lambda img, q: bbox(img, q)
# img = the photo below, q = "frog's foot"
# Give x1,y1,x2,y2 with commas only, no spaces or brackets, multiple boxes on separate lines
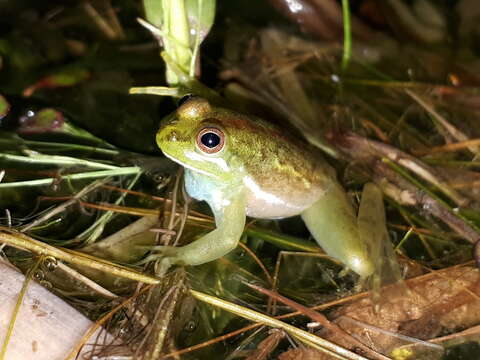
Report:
134,185,247,274
149,245,183,259
136,245,186,275
353,275,371,293
301,181,375,278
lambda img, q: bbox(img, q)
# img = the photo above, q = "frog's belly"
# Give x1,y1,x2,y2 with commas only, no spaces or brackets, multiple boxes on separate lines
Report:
243,176,326,219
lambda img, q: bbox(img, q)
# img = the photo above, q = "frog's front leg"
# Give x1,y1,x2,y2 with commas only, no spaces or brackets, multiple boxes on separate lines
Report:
158,170,246,269
171,190,246,266
301,181,375,279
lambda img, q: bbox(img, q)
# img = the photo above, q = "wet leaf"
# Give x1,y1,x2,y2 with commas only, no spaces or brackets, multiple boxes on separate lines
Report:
22,68,90,97
17,108,64,134
0,94,10,120
185,0,216,43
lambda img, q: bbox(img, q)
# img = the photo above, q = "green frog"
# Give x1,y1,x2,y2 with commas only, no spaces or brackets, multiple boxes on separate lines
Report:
155,95,375,278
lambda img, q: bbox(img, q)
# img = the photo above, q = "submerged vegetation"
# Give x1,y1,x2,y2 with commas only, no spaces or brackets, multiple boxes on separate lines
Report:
1,0,480,359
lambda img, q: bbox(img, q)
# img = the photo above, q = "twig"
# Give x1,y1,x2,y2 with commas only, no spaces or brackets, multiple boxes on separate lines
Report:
190,289,369,360
407,90,478,154
82,1,118,40
413,138,480,156
56,262,117,298
0,229,159,284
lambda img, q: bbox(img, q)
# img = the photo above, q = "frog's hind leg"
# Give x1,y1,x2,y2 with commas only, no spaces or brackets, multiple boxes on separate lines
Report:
301,181,374,279
357,183,404,298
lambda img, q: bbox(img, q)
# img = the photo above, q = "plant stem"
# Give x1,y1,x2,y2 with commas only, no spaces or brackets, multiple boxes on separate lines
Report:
341,0,352,71
0,167,141,188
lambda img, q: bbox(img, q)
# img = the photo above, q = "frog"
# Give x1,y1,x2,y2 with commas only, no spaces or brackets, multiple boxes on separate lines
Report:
154,95,375,278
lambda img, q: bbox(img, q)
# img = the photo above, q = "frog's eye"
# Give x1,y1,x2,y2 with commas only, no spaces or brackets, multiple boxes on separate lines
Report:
196,127,225,154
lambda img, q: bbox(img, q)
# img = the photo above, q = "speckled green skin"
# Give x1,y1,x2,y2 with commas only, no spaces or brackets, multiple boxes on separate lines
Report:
156,97,374,277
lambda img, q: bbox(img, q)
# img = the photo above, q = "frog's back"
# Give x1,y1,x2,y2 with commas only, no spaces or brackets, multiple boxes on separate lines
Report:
217,109,335,219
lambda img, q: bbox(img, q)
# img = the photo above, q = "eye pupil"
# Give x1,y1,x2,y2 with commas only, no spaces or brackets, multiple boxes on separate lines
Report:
196,126,225,154
201,132,220,148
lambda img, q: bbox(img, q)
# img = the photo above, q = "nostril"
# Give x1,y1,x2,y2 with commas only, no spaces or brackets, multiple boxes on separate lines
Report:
169,130,178,142
157,125,179,142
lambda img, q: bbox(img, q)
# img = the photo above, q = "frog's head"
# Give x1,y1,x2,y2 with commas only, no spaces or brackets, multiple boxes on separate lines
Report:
156,96,243,180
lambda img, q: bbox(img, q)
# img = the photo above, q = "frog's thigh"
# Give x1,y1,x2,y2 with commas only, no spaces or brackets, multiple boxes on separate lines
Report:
301,181,374,278
175,186,247,266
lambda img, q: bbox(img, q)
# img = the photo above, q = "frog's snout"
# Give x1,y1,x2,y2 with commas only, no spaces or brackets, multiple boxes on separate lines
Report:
157,113,180,144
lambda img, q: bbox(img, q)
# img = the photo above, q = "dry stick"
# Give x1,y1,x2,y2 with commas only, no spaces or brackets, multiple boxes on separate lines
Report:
101,0,125,39
41,186,211,222
75,201,210,226
339,316,443,352
407,90,477,153
150,228,176,236
149,282,184,360
0,229,159,285
100,184,169,202
153,170,183,275
373,162,480,244
398,323,480,354
56,262,117,299
246,283,390,360
133,283,182,359
82,1,118,40
237,241,274,286
190,290,368,360
172,185,190,246
80,202,161,217
339,133,468,207
413,138,480,156
159,323,262,359
244,330,285,360
165,169,182,241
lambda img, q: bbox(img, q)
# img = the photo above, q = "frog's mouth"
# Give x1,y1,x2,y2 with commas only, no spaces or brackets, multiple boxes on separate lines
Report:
162,149,221,179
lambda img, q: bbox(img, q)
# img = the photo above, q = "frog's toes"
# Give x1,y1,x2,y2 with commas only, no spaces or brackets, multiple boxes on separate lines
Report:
151,245,180,258
136,246,182,266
